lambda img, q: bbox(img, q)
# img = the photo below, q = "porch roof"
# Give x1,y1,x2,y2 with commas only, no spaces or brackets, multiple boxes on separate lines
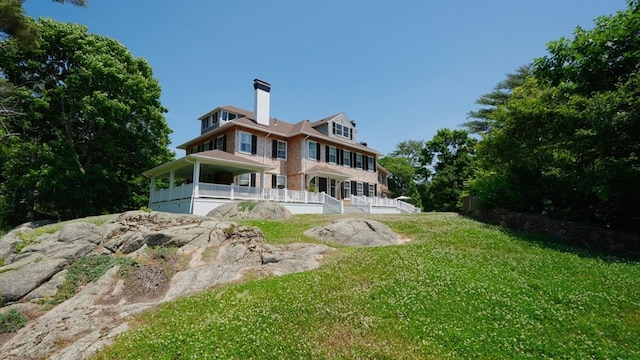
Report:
305,165,351,181
143,150,275,178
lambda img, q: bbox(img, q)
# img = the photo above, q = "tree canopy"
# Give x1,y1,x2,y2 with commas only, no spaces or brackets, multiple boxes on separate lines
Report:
468,3,640,231
0,18,172,226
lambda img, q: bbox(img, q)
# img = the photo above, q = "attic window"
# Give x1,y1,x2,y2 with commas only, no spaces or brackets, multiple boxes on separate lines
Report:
333,122,352,140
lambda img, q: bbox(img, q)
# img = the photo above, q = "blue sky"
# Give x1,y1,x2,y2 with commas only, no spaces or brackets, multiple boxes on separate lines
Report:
24,0,627,155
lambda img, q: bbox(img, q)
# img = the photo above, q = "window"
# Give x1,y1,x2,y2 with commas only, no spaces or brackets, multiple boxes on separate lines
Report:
355,153,363,169
342,181,351,199
308,140,318,160
369,183,375,197
272,174,287,189
216,135,225,150
328,146,337,164
191,145,198,154
203,141,211,151
274,140,287,160
343,149,351,167
356,182,363,196
237,173,251,186
333,122,352,140
367,156,374,171
212,111,219,124
330,179,336,198
239,132,256,154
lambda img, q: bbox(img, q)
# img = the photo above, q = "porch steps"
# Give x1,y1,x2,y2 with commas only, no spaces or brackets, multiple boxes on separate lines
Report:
343,205,366,214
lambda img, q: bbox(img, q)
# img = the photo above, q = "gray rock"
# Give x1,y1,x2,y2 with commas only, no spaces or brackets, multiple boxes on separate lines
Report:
304,218,401,246
57,222,103,244
0,228,30,262
119,231,146,254
207,201,291,220
0,258,68,304
25,269,68,302
249,201,291,220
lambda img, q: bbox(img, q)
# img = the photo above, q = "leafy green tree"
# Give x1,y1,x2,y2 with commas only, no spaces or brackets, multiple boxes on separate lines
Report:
0,0,86,48
471,2,640,231
0,18,172,226
421,129,477,212
462,65,532,135
378,156,422,207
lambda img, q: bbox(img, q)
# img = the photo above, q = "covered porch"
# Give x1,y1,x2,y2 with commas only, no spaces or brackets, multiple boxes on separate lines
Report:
143,150,343,215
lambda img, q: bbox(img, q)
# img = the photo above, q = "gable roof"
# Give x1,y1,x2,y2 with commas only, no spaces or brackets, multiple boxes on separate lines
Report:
180,106,381,155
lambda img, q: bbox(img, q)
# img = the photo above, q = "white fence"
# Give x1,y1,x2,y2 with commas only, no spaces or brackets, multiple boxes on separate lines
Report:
150,182,343,212
351,195,421,213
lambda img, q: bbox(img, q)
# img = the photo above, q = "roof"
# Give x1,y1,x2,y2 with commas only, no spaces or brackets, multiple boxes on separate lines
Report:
180,106,382,155
143,150,274,178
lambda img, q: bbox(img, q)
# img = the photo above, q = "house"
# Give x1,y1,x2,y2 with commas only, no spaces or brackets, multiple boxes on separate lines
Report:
143,79,419,215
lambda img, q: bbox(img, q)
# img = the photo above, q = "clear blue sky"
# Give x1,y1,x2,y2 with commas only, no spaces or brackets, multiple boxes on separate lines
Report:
24,0,627,155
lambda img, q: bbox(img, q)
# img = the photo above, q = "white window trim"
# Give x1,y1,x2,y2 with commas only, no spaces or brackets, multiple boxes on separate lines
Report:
355,153,363,169
369,183,375,196
276,174,287,189
239,131,252,154
307,140,317,160
276,140,287,160
328,146,337,164
343,149,351,168
216,136,224,150
367,157,375,172
356,182,363,196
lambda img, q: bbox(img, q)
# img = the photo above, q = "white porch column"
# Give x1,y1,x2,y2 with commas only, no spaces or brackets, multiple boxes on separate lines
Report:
169,171,175,200
149,177,156,205
260,170,265,199
193,160,201,198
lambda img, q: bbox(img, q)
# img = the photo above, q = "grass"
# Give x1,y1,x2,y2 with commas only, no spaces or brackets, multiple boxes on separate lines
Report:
0,308,27,334
90,213,640,359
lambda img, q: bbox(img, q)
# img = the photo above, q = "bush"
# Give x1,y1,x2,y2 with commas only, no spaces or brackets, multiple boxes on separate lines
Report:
0,308,27,333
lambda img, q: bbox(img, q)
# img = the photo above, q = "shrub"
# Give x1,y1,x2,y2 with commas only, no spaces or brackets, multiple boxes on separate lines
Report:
0,308,27,333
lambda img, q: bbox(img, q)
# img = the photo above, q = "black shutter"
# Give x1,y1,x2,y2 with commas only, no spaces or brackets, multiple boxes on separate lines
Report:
352,152,356,167
351,181,357,195
251,135,258,155
222,135,227,151
250,173,256,187
373,157,376,170
364,182,369,196
338,149,343,165
316,143,321,161
332,122,336,135
325,146,329,163
272,139,277,158
271,174,277,188
374,184,377,197
363,155,368,171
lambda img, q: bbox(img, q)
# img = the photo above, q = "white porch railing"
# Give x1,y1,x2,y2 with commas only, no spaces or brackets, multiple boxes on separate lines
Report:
150,182,344,213
352,195,421,213
150,183,194,202
322,192,343,214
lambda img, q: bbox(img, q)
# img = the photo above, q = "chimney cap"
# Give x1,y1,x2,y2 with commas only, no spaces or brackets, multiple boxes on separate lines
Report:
254,79,271,92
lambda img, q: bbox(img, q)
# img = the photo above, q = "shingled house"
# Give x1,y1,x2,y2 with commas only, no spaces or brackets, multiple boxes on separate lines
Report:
143,79,419,215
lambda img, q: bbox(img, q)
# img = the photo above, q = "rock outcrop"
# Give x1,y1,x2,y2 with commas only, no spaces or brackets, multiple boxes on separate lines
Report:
0,211,333,359
207,200,292,220
304,218,406,246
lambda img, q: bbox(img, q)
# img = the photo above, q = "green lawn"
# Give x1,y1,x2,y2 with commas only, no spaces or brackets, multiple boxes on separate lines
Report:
92,213,640,359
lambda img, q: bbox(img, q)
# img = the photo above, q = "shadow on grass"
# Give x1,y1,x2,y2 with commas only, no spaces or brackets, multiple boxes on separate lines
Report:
479,221,640,264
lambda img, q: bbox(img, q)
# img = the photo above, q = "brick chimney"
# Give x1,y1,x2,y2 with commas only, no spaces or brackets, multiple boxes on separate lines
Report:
253,79,271,126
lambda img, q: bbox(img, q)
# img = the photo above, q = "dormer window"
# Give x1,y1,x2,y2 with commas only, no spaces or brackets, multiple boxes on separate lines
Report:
332,122,352,140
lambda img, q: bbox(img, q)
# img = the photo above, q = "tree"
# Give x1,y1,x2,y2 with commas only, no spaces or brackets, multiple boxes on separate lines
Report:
462,65,532,135
421,129,477,212
470,2,640,231
0,18,172,226
378,156,422,207
0,0,87,48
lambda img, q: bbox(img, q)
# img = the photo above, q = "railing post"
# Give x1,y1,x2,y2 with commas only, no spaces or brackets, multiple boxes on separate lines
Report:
230,184,235,200
304,190,308,203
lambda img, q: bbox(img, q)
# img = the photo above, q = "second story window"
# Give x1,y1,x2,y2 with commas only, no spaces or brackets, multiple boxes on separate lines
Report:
272,140,287,160
355,153,363,169
367,156,374,171
239,132,257,154
307,140,320,161
327,146,337,164
343,149,351,167
216,135,226,151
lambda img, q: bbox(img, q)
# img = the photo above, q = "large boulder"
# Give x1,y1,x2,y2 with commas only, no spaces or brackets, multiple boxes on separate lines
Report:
0,210,335,359
304,218,404,247
206,201,291,220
